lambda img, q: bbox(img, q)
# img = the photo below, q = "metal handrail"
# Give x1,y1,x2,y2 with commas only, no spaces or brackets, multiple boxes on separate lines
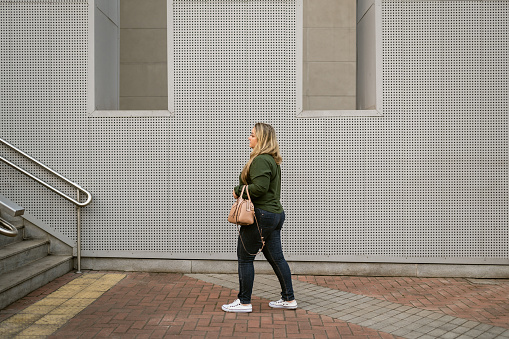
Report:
0,138,92,207
0,217,18,237
0,137,92,273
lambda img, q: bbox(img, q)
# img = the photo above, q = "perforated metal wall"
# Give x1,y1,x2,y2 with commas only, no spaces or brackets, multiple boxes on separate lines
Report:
0,0,507,263
0,0,89,237
379,0,508,261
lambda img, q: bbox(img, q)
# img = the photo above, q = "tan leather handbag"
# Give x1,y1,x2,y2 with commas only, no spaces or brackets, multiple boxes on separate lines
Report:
228,185,265,255
228,185,255,225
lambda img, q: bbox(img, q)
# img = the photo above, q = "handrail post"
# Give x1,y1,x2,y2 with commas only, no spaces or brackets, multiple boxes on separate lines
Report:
76,189,82,274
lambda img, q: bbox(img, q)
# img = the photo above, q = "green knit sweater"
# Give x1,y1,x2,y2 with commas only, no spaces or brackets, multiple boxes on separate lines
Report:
234,154,283,214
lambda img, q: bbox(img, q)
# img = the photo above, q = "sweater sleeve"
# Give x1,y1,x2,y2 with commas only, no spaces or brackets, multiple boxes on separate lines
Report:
245,156,272,198
234,172,246,198
234,183,243,198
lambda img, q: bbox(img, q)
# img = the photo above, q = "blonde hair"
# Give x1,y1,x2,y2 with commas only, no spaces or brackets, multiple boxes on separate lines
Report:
241,123,282,183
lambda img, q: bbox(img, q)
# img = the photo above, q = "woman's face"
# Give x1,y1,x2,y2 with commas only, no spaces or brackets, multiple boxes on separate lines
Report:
249,127,257,149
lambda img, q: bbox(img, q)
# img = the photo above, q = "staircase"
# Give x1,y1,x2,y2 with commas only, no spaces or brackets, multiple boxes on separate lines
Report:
0,195,74,310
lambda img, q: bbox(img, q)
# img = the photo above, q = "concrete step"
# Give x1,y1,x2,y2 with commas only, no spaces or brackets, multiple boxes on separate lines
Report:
0,224,24,248
0,255,73,309
0,239,49,275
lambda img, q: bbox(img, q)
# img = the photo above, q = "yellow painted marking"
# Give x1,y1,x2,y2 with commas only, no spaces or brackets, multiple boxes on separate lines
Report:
29,298,67,307
17,324,60,336
73,290,104,299
0,273,125,338
35,314,72,325
0,322,25,336
3,314,41,324
66,275,105,284
19,306,58,315
48,287,83,299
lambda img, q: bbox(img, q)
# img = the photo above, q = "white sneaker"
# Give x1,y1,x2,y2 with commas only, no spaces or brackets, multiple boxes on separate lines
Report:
222,299,252,313
269,299,298,309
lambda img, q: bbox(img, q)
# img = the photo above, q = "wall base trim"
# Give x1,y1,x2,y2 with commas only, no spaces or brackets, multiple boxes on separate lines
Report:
81,258,509,278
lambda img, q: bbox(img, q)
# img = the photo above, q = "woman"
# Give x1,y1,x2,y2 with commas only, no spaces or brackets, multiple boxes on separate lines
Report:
222,123,297,313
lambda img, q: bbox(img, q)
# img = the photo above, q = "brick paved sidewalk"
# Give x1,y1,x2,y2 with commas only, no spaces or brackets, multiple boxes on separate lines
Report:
0,271,508,338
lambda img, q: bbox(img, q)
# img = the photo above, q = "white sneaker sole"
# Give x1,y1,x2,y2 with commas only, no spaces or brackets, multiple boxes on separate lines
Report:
269,303,298,309
222,305,252,313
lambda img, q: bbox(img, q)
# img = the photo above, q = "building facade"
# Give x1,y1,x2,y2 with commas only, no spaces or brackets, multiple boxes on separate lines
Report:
0,0,507,275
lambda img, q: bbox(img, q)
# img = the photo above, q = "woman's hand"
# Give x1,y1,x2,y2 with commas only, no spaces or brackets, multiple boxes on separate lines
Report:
233,190,239,199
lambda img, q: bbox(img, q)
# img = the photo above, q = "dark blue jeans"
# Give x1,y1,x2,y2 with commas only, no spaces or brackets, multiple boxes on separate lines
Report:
237,208,295,304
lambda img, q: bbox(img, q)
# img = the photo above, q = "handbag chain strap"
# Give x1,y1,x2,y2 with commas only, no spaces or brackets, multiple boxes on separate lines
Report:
236,185,265,256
